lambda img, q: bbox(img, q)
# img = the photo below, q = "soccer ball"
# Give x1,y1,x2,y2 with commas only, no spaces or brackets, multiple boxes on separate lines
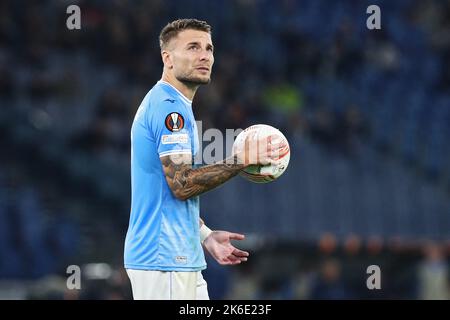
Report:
232,124,290,183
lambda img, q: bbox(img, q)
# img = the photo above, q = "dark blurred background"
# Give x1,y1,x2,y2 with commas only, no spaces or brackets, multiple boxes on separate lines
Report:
0,0,449,299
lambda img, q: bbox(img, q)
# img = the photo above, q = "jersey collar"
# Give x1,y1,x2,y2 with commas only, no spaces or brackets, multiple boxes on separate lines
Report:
158,80,193,105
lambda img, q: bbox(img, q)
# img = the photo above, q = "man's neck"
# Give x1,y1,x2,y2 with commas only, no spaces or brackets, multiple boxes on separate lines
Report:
161,73,198,101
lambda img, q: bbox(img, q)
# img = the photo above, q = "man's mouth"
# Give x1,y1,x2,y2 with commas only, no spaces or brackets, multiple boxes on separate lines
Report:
196,67,210,72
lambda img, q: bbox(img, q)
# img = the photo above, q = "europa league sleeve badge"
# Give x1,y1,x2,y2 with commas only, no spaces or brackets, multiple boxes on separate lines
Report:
165,112,185,132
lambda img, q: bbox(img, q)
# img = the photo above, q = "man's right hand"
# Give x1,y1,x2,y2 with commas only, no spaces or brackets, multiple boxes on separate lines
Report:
236,131,288,166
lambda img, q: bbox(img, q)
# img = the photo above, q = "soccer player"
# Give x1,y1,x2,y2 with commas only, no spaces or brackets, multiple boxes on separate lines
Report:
124,19,285,300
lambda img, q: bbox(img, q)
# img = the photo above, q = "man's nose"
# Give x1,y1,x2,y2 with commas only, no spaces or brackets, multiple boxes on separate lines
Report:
199,50,211,62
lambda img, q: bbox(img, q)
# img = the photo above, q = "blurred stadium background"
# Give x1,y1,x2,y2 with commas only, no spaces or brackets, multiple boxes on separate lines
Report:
0,0,449,299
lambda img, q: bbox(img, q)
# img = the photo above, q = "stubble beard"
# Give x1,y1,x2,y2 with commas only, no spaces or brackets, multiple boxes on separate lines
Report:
176,70,211,86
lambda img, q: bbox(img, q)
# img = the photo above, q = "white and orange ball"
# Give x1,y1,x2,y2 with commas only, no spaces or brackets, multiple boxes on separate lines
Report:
232,124,290,183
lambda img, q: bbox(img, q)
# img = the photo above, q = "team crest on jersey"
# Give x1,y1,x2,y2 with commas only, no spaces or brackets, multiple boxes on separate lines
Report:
165,112,184,132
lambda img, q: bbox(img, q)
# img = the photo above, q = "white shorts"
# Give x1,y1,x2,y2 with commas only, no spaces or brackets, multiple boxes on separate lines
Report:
126,269,209,300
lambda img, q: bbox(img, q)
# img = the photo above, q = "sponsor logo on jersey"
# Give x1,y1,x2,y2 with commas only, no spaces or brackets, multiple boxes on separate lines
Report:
161,133,189,144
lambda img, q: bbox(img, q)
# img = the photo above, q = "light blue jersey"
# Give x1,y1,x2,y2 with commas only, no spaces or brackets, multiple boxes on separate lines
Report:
124,80,205,271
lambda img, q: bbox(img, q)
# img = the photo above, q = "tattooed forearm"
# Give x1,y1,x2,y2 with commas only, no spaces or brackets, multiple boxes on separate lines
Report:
161,155,245,200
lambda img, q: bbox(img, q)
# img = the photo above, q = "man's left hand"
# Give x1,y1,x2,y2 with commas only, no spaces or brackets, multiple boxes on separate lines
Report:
203,231,249,265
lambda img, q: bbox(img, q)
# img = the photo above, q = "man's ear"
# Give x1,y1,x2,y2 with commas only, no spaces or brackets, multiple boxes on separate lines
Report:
161,50,173,69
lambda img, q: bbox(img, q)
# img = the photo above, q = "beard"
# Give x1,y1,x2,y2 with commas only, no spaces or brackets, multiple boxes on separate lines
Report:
176,70,211,85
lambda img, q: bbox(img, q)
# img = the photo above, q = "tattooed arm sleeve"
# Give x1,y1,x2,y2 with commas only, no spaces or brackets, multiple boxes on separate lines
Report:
160,153,246,201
